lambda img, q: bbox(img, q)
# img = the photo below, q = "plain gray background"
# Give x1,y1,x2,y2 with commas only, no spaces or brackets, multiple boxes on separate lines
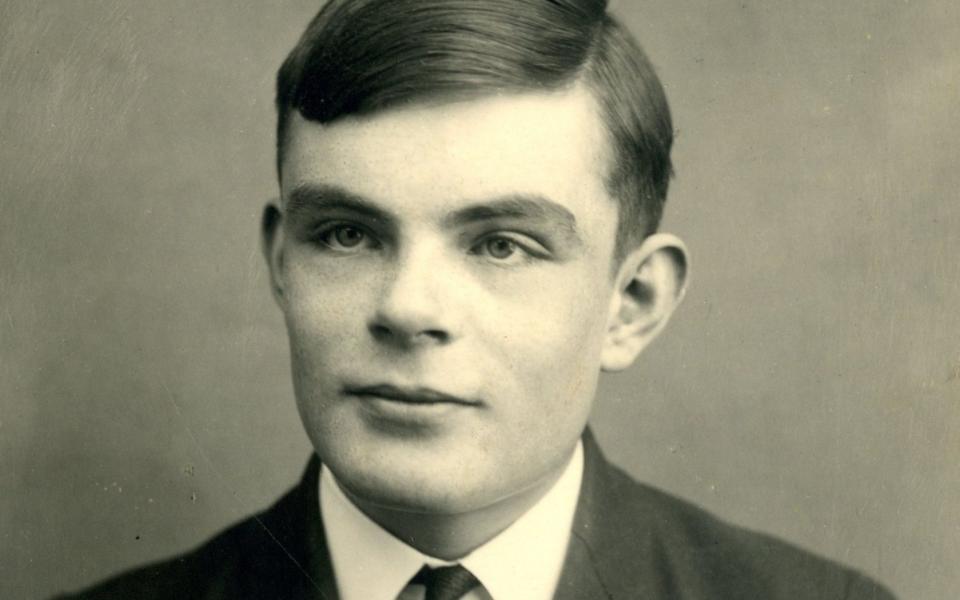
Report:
2,1,958,598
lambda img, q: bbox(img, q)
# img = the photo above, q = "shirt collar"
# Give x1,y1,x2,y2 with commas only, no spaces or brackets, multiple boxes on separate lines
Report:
320,441,584,600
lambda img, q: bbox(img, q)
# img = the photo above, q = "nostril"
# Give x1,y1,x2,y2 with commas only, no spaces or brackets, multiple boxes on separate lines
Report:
420,329,449,343
368,322,451,346
369,323,393,341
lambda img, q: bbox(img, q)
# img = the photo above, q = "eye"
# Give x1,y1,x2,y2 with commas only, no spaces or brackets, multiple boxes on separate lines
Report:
333,225,364,248
315,223,379,252
484,237,518,260
472,233,548,265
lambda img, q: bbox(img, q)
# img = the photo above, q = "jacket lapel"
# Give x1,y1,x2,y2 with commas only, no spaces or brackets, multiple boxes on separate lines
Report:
253,454,340,600
282,431,666,600
554,429,667,600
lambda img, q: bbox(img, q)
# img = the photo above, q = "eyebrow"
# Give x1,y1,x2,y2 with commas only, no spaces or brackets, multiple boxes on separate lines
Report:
285,183,392,224
284,183,583,246
442,195,581,244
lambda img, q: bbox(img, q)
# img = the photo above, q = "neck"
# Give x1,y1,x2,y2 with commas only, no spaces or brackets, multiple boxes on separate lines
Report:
341,450,576,560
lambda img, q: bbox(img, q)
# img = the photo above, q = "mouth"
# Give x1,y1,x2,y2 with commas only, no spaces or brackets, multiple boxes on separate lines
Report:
343,383,481,429
342,383,479,407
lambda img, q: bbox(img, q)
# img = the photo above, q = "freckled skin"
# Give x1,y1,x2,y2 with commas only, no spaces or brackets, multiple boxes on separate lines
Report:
270,85,622,521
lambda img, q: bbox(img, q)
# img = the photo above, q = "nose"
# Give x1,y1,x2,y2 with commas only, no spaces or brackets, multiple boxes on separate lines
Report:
368,245,459,348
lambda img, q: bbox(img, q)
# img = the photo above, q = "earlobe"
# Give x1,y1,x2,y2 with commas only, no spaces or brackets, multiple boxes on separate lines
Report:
601,233,689,372
261,202,286,304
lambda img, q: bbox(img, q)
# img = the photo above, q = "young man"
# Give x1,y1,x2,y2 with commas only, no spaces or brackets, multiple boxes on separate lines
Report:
62,1,894,598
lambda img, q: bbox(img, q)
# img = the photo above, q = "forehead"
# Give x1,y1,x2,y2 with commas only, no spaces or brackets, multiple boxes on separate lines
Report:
280,85,617,233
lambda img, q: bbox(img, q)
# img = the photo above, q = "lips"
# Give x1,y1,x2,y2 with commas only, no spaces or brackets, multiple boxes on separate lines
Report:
343,383,479,406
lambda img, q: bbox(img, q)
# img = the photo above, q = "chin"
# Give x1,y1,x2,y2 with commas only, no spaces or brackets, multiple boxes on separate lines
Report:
314,433,494,515
300,406,495,512
334,458,490,515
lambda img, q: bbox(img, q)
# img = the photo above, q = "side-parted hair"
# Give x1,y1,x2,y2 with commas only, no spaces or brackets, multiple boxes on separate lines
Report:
276,0,673,256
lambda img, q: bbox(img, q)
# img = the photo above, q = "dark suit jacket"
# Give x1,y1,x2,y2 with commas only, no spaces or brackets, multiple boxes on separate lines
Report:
59,431,895,599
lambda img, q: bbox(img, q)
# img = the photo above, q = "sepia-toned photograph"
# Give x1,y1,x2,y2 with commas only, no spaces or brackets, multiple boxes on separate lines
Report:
2,1,957,598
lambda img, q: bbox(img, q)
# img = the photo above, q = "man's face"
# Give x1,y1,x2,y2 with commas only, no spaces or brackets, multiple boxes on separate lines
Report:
272,85,622,514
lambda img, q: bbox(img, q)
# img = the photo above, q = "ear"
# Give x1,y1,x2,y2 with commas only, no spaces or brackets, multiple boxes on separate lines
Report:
601,233,689,371
260,201,286,306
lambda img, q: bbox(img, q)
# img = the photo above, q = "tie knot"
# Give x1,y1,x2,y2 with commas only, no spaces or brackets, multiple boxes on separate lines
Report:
410,564,480,600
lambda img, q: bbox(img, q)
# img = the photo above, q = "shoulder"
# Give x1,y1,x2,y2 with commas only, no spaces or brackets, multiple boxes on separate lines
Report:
54,512,272,600
588,457,896,599
54,458,325,600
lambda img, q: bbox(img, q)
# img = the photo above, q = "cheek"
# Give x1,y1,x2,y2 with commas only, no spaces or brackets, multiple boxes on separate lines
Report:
280,263,379,405
482,268,611,402
283,259,373,344
478,286,607,464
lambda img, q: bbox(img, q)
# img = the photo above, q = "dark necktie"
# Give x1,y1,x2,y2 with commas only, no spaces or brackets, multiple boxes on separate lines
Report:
409,564,481,600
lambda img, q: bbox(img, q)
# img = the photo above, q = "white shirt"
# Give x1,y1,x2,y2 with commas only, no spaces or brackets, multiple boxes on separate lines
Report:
319,441,584,600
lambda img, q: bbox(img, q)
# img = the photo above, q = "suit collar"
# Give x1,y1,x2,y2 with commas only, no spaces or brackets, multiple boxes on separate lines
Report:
280,428,646,600
554,428,663,600
255,452,338,599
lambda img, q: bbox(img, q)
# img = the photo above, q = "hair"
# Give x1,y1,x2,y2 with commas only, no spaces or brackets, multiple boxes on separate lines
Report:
276,0,673,258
